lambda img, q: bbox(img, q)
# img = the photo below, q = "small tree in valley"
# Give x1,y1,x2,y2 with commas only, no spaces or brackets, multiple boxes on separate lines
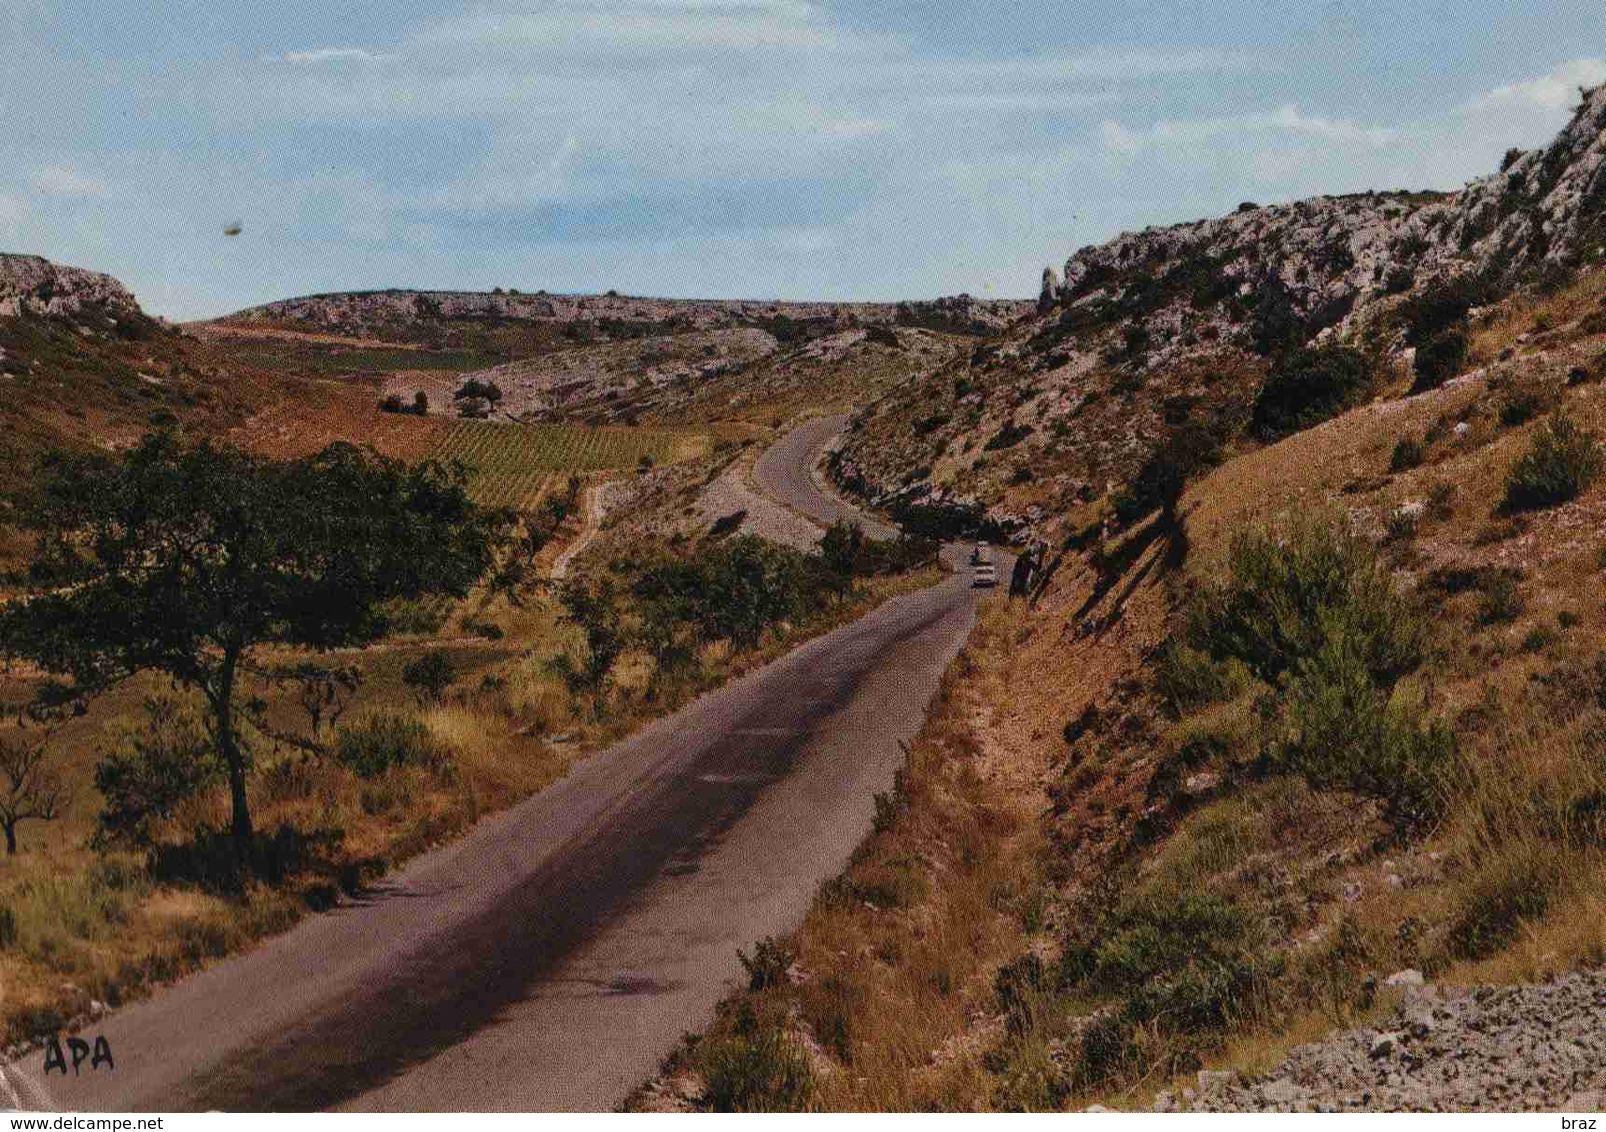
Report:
0,435,497,864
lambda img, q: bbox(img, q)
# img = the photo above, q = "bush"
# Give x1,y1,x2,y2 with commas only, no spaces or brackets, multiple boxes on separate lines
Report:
1447,856,1555,960
1410,330,1468,393
1503,411,1602,511
1249,345,1372,441
94,698,223,848
699,1006,812,1112
985,420,1034,451
708,509,747,539
1385,507,1419,543
334,714,449,778
994,953,1049,1036
401,649,454,704
1272,635,1452,831
738,937,796,992
1389,436,1426,472
1498,388,1545,427
1477,571,1525,625
1399,274,1495,346
1185,518,1426,688
1155,644,1248,714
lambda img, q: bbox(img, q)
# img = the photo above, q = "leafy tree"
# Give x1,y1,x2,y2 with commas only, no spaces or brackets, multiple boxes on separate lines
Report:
0,434,496,862
0,729,68,854
453,379,503,419
1250,345,1372,441
820,520,865,595
412,390,429,416
93,696,220,848
401,648,455,705
556,575,625,695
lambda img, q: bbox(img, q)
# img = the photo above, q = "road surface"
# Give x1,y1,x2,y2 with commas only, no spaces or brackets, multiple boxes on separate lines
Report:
7,419,981,1113
753,414,899,540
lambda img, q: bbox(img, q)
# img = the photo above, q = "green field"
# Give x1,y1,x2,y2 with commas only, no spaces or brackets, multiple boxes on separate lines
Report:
429,419,705,508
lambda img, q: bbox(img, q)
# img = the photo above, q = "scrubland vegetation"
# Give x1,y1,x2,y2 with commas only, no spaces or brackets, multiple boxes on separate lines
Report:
0,420,932,1045
640,259,1606,1111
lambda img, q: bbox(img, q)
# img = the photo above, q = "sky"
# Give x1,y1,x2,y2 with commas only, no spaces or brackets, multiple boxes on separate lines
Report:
2,2,1605,320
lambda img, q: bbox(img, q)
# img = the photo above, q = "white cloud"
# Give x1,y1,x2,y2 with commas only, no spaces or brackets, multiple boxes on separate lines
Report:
1098,103,1397,157
1470,58,1606,110
1099,120,1141,155
28,164,109,198
268,47,392,65
412,0,851,54
0,192,28,240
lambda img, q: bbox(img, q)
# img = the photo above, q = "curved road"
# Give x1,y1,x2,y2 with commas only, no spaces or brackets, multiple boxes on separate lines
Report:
753,414,899,540
8,420,979,1113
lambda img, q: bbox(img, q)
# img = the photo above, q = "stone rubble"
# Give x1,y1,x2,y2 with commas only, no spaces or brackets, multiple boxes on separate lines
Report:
1155,970,1606,1112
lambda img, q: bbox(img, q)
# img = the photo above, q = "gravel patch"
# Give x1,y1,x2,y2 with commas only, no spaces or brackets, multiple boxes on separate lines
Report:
1157,970,1606,1112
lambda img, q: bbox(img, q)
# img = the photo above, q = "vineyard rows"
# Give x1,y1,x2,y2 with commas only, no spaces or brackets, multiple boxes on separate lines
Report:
429,420,700,508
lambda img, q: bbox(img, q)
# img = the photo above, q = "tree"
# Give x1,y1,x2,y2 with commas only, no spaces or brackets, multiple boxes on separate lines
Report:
0,434,497,864
402,649,455,705
556,576,625,696
819,520,865,597
412,391,429,416
0,730,67,854
274,661,361,740
453,379,503,419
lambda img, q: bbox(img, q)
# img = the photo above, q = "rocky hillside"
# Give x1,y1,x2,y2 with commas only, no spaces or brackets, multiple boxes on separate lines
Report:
0,254,266,491
834,85,1606,539
0,253,149,324
217,288,1031,345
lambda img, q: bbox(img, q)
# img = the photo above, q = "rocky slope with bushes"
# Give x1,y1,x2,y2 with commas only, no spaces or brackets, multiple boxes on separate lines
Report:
634,86,1606,1114
831,85,1606,542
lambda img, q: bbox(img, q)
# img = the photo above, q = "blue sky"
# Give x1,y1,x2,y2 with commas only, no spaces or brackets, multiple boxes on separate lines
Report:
3,1,1604,319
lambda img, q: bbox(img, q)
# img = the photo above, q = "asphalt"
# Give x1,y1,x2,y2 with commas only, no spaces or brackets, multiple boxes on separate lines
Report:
753,414,900,540
8,418,980,1113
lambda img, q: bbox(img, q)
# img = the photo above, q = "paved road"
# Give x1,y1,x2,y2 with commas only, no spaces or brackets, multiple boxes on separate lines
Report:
753,414,899,540
8,420,979,1113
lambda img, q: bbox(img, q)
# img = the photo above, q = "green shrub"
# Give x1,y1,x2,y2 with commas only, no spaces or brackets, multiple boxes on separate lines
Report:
1072,1014,1139,1089
994,953,1049,1036
699,1006,812,1112
1411,330,1468,393
1498,389,1545,427
1385,508,1419,543
1389,436,1426,472
1156,644,1249,714
334,714,449,778
1521,625,1558,653
401,649,454,704
1503,411,1602,511
985,420,1035,451
737,936,796,992
93,698,223,848
1447,856,1555,960
1272,634,1452,831
1185,517,1426,688
1249,346,1372,441
1477,571,1525,625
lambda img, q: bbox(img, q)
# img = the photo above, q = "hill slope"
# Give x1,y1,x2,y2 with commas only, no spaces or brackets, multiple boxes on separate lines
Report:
832,86,1606,540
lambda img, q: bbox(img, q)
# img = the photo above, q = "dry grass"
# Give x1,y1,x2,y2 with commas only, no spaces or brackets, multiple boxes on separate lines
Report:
742,292,1606,1111
0,539,943,1043
632,597,1051,1111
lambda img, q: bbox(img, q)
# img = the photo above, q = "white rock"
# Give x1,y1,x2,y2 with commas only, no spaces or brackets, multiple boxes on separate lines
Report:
1385,969,1426,987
